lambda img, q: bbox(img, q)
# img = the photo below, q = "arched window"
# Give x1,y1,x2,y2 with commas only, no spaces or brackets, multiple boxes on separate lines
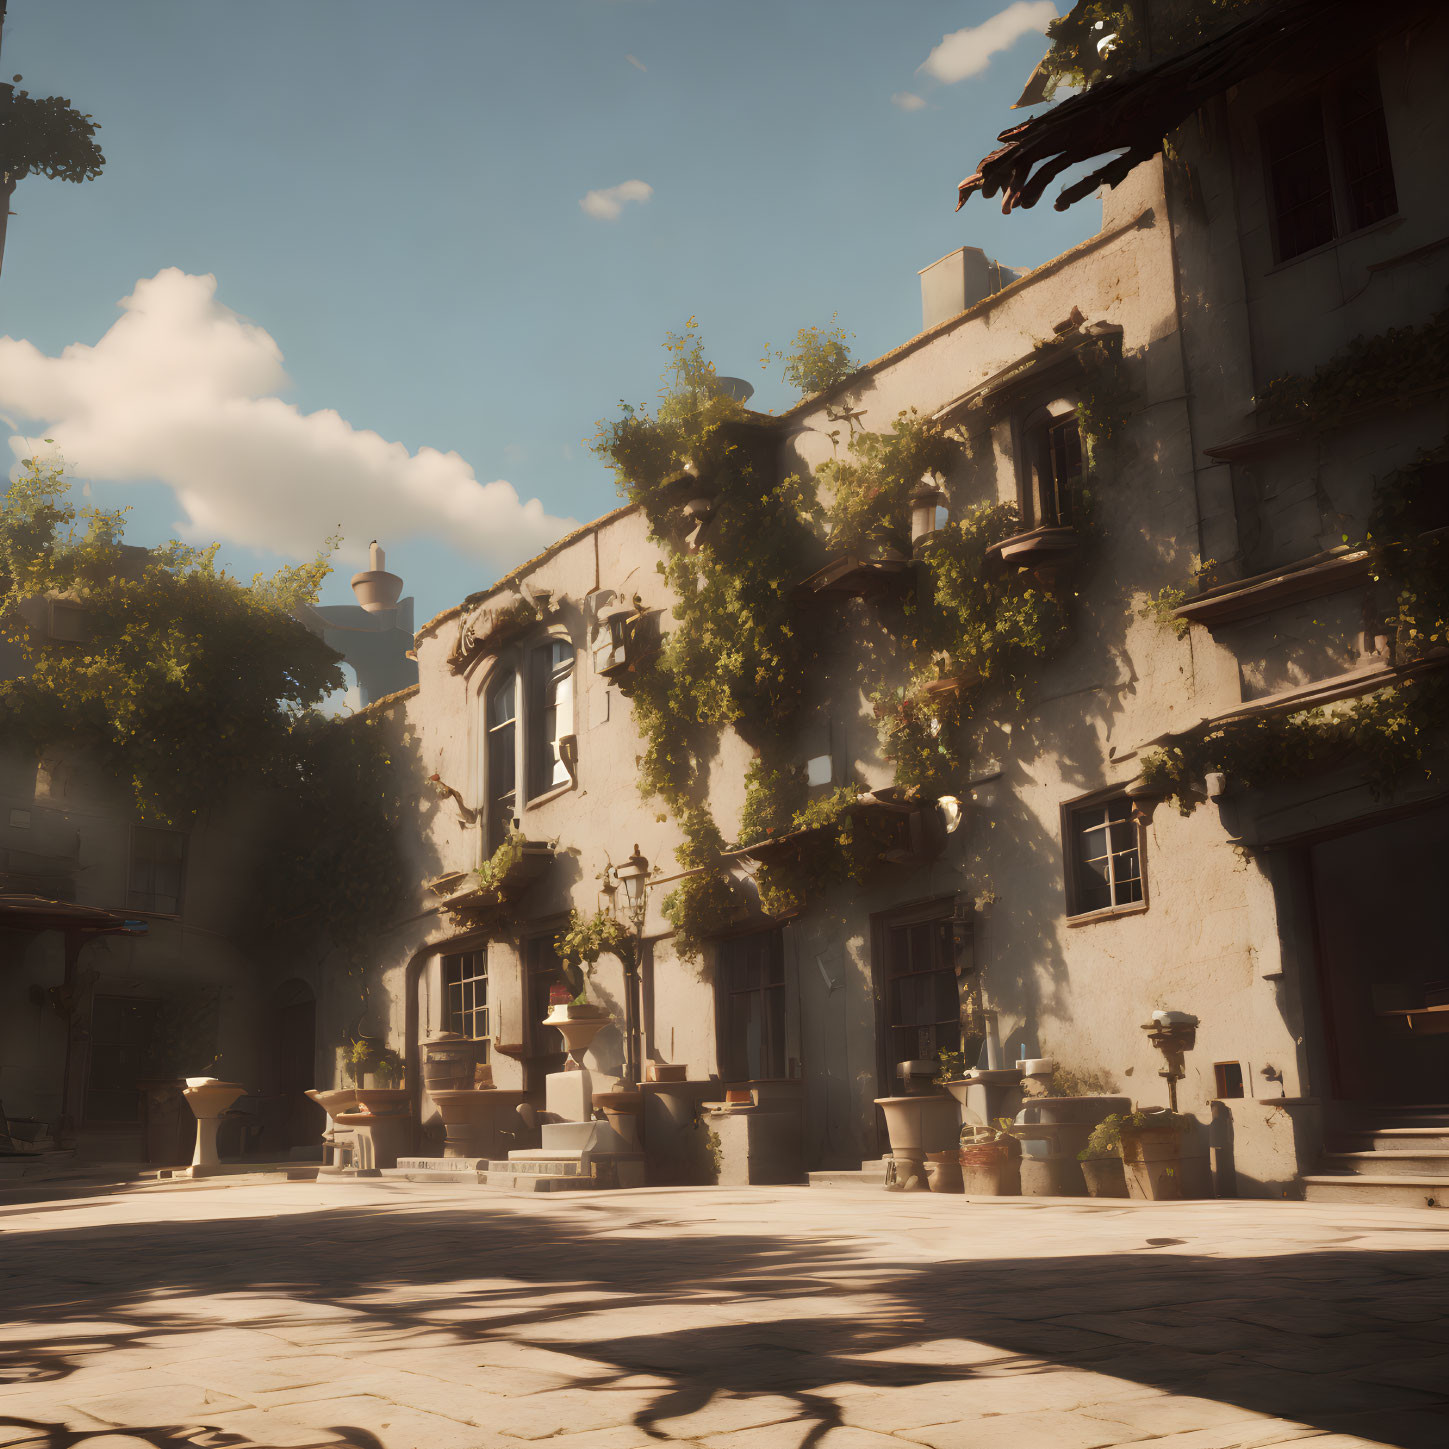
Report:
527,638,575,799
484,668,516,844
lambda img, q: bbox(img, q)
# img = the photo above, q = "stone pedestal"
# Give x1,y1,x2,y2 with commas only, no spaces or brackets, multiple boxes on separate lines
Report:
178,1079,248,1178
703,1102,804,1186
332,1109,411,1172
641,1080,723,1185
430,1088,530,1159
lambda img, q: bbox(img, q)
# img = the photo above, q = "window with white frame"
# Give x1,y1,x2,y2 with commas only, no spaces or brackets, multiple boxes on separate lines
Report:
484,668,517,845
527,638,575,799
1022,403,1083,529
1067,797,1144,916
443,949,489,1048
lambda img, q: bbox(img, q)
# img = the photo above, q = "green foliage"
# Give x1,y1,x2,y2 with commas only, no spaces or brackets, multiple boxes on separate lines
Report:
0,81,106,182
1139,441,1449,814
661,805,742,964
1078,1108,1195,1161
960,1116,1019,1148
766,316,857,399
475,828,525,900
556,907,636,972
1037,1,1260,100
872,681,966,799
736,759,806,847
1049,1065,1119,1098
1074,338,1133,467
1256,307,1449,429
1138,583,1191,638
818,409,955,555
372,1046,406,1087
0,454,343,822
935,1047,970,1084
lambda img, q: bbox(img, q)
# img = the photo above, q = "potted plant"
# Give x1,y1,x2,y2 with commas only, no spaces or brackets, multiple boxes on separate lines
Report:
372,1047,405,1089
958,1118,1021,1196
344,1037,377,1086
1076,1114,1129,1198
1117,1108,1206,1200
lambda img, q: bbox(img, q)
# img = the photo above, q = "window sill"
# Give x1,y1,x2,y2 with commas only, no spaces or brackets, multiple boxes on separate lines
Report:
1264,212,1403,275
1066,899,1148,927
523,780,576,811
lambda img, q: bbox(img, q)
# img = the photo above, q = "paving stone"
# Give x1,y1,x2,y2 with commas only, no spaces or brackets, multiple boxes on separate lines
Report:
69,1381,253,1424
263,1392,510,1448
701,1423,905,1449
897,1407,1153,1449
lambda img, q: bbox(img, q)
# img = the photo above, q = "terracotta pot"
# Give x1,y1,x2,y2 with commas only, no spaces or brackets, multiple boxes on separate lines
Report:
924,1150,964,1194
958,1142,1021,1196
1081,1156,1129,1198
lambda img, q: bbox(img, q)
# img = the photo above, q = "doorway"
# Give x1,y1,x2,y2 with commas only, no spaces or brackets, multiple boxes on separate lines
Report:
265,979,322,1150
1309,802,1449,1104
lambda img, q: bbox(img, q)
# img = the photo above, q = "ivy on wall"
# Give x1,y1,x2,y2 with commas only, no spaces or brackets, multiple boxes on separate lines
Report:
1140,442,1449,812
589,324,1101,955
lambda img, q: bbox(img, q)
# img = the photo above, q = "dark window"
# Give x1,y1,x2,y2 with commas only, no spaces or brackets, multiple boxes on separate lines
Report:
718,930,786,1082
443,950,489,1049
524,933,569,1090
84,995,161,1123
1335,69,1397,231
1214,1061,1245,1099
128,826,186,915
883,917,961,1066
1263,92,1336,261
1262,65,1397,263
527,639,574,798
485,670,516,845
1069,797,1144,915
1033,415,1083,527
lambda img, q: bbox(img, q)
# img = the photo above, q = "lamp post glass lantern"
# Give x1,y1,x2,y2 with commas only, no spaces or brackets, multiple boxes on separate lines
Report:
910,474,948,548
613,845,649,1088
616,845,649,924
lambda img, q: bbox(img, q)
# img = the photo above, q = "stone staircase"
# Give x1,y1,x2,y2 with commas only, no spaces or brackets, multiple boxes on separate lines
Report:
1303,1104,1449,1208
807,1155,890,1190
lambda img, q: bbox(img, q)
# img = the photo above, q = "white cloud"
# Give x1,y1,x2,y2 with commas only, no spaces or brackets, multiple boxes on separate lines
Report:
920,2,1056,84
625,53,647,72
0,269,574,569
891,91,927,111
579,179,653,221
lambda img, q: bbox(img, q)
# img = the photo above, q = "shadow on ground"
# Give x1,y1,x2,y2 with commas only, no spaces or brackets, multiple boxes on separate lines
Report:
1,1197,1447,1448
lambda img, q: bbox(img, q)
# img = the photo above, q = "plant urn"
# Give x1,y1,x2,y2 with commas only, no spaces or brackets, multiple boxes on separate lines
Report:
1081,1156,1129,1198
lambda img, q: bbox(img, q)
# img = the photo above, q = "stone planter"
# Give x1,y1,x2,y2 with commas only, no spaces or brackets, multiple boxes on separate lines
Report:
924,1150,964,1193
1122,1126,1210,1200
180,1078,249,1176
941,1068,1024,1131
353,1088,409,1115
543,1003,611,1066
958,1141,1020,1196
1081,1156,1129,1198
875,1093,960,1192
430,1087,530,1159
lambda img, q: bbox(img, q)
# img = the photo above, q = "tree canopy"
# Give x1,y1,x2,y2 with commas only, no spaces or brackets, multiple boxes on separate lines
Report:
0,452,343,822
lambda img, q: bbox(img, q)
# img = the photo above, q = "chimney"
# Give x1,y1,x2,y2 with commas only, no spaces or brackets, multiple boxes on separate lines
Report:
350,539,404,613
918,246,1023,332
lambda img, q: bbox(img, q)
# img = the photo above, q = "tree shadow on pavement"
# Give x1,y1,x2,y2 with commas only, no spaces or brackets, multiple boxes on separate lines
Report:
1,1199,1446,1448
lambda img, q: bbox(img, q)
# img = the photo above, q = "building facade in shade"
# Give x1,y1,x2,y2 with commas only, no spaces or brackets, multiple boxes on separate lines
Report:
280,1,1449,1200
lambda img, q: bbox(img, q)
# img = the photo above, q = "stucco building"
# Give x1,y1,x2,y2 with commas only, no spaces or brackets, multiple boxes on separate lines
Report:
282,0,1449,1204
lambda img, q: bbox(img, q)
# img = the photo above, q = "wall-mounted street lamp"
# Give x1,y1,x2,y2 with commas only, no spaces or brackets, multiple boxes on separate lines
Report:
909,473,948,552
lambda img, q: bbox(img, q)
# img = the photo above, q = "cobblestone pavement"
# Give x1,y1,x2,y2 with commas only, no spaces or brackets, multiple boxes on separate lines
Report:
1,1179,1446,1449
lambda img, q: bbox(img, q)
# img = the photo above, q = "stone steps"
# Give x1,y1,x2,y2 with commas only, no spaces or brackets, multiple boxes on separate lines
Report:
807,1157,890,1190
1302,1174,1449,1208
1318,1151,1449,1177
1307,1106,1449,1207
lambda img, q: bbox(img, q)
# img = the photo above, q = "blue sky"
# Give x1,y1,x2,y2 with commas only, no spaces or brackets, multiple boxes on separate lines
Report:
0,1,1095,625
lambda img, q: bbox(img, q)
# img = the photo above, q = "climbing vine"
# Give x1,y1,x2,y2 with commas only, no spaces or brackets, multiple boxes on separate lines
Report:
556,907,637,974
1140,442,1449,812
590,325,1093,956
1256,306,1449,430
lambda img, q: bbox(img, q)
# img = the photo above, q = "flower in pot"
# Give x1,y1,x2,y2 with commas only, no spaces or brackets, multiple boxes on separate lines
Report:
1117,1108,1205,1200
1076,1114,1129,1198
958,1118,1021,1196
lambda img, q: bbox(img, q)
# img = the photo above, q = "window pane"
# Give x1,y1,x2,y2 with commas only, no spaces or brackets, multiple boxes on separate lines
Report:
487,673,516,727
1263,94,1335,260
720,931,786,1080
1336,68,1397,230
